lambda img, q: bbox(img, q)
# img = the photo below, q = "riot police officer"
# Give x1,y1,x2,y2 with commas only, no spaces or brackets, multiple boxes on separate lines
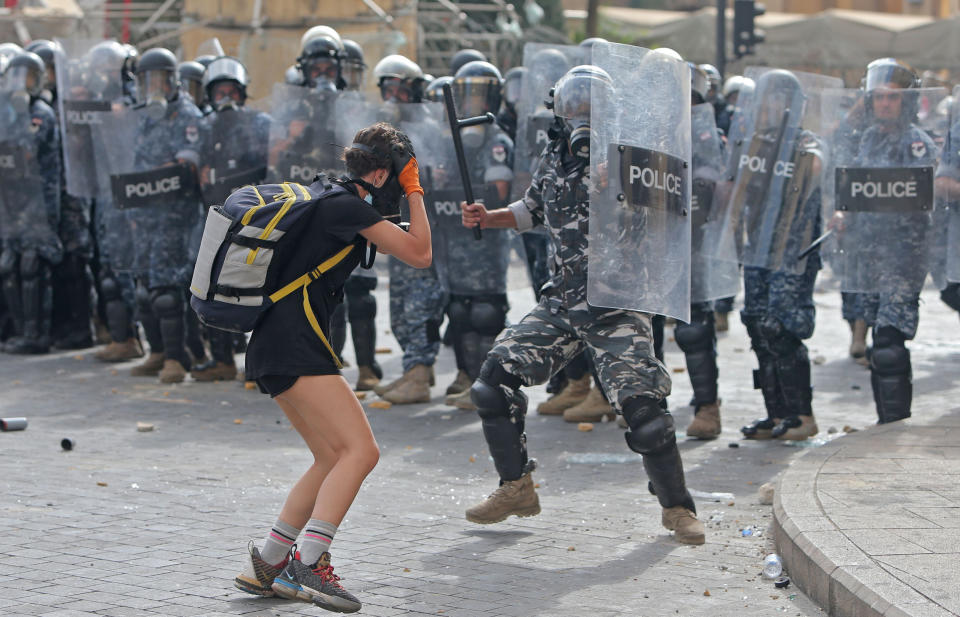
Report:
191,56,271,381
178,60,208,113
299,32,344,92
127,48,204,382
0,51,62,354
459,63,704,544
370,54,444,403
340,39,366,92
450,49,486,76
497,66,524,141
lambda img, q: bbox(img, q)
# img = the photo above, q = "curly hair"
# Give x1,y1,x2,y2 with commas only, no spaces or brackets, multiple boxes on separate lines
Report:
343,122,415,177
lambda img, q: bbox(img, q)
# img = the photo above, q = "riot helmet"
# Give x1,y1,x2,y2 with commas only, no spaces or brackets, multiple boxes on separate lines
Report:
722,75,754,105
453,61,502,148
424,75,453,103
0,43,23,65
653,48,683,62
297,35,343,92
178,60,205,106
689,62,708,105
135,47,179,111
450,49,486,75
340,39,365,91
578,37,609,50
26,39,60,93
699,63,722,102
203,56,249,111
374,54,424,103
6,51,46,94
86,40,127,101
502,66,526,113
194,55,216,68
752,69,805,132
552,65,613,159
530,48,570,95
863,59,920,127
300,25,343,52
284,64,303,86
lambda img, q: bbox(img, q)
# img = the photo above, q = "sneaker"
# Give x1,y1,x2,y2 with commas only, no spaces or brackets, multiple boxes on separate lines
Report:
234,540,287,597
272,551,362,613
465,472,541,524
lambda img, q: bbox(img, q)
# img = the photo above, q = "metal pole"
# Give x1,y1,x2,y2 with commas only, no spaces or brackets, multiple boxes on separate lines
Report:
716,0,726,79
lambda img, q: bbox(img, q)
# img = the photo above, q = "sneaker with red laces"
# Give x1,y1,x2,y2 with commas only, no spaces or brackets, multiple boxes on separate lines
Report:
234,540,288,596
271,550,362,613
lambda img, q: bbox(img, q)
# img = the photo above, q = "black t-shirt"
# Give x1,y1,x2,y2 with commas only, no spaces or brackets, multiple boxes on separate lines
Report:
245,182,383,379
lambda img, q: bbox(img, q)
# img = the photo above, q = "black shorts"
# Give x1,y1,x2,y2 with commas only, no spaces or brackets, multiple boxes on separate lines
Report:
256,375,299,397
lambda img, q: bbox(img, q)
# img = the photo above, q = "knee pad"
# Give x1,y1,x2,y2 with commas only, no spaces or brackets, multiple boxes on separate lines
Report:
760,317,802,356
447,297,470,329
472,358,524,419
871,334,910,377
622,396,677,455
470,301,506,336
134,284,152,311
344,275,377,295
19,251,40,280
100,276,121,302
674,320,714,354
347,292,376,321
150,288,183,319
873,325,906,350
0,250,17,277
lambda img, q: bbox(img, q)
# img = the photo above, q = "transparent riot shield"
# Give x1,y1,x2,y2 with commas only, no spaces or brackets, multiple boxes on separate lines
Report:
512,43,588,202
691,103,739,304
711,68,841,275
0,92,61,255
823,87,945,295
266,83,340,184
588,42,691,321
201,107,270,205
932,87,960,286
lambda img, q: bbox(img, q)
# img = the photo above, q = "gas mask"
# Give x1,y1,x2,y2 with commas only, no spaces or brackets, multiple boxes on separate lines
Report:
563,117,592,160
552,66,612,162
347,141,408,226
5,67,34,114
137,69,175,119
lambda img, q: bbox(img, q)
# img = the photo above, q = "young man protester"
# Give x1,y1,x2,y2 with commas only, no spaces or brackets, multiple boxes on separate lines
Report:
459,44,705,544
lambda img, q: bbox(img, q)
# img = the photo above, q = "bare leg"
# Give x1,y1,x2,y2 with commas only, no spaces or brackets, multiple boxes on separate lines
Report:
275,375,380,526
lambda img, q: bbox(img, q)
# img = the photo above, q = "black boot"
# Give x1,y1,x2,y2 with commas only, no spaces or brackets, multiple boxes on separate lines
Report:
8,255,52,354
870,327,912,424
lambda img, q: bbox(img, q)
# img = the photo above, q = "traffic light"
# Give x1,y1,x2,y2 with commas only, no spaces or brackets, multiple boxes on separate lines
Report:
733,0,765,58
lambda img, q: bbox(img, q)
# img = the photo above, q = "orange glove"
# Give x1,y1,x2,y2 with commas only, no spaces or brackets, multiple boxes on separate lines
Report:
396,156,424,197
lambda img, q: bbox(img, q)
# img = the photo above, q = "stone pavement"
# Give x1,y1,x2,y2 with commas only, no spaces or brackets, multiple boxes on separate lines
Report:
0,274,958,617
774,408,960,617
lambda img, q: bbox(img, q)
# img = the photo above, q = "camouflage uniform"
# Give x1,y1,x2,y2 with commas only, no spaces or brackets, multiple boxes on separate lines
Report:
471,137,695,514
0,96,63,351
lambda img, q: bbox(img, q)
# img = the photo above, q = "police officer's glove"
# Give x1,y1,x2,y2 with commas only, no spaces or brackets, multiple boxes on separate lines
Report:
391,142,424,197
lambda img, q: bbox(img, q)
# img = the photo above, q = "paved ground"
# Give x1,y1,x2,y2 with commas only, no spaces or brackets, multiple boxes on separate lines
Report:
774,407,960,617
1,272,958,617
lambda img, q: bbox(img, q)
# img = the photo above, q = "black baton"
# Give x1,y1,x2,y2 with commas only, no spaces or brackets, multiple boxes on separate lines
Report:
797,228,834,261
442,82,495,240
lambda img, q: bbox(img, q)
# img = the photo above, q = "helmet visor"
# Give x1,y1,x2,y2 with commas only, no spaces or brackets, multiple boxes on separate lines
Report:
865,61,916,92
452,77,498,117
137,69,174,104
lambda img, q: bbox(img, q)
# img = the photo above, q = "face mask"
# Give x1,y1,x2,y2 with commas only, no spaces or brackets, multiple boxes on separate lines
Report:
364,192,373,205
311,77,337,93
144,99,167,120
568,125,591,160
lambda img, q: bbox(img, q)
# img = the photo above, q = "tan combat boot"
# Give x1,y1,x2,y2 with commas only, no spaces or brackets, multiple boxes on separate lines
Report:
662,506,706,545
191,361,237,382
563,387,616,423
445,388,476,411
355,366,380,391
130,352,165,377
537,374,591,416
465,472,541,524
94,338,144,363
686,401,722,440
381,365,431,404
850,319,868,365
159,359,188,384
445,369,472,396
714,311,729,332
373,373,407,396
773,414,818,441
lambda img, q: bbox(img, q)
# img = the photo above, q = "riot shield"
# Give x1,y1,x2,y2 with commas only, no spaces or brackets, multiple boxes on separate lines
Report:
932,86,960,286
711,67,841,275
201,107,270,205
0,92,61,255
691,103,739,303
512,43,587,201
266,83,341,184
56,38,123,199
823,87,945,295
588,42,691,321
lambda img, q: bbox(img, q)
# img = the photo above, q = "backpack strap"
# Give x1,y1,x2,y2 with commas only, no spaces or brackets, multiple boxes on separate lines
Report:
268,243,355,368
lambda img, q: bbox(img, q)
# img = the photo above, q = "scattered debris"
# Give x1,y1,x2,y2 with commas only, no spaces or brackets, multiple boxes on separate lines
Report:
703,589,711,597
244,381,256,390
827,426,838,434
96,481,108,487
762,554,783,579
468,456,476,463
851,384,861,390
370,400,392,409
567,546,576,551
136,422,155,432
672,367,686,373
774,577,791,589
729,442,740,448
355,392,367,400
403,567,411,572
73,354,85,361
843,425,858,433
0,417,27,431
61,438,75,451
234,419,243,425
577,422,594,432
812,355,826,365
691,489,735,502
375,347,392,354
759,482,775,505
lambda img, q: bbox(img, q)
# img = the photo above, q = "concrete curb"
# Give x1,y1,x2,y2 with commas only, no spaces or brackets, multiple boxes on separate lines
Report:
772,421,956,617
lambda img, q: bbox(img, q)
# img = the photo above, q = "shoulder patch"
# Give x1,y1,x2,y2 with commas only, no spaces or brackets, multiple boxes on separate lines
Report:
910,140,927,158
185,125,199,144
491,143,506,163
